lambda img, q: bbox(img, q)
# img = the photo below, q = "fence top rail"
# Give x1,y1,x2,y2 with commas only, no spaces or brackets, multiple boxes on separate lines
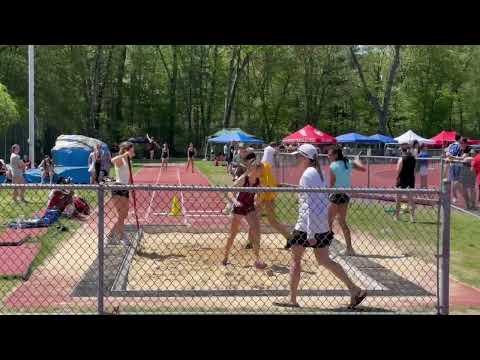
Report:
253,150,444,161
0,183,442,195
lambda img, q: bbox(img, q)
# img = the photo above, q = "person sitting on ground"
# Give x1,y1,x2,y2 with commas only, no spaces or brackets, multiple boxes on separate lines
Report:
0,159,6,177
222,160,267,270
39,155,55,184
395,142,416,222
23,155,32,170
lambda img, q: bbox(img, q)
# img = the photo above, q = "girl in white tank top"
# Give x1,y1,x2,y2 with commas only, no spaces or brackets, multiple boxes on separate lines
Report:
107,142,135,246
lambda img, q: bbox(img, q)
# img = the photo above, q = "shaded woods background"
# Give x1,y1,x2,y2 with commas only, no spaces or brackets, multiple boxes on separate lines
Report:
1,45,479,159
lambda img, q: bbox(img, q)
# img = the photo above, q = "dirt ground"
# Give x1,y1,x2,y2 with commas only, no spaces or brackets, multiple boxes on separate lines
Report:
124,230,437,312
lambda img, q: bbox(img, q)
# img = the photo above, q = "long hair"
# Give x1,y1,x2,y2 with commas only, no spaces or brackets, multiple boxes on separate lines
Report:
308,153,324,182
330,146,349,169
119,141,133,155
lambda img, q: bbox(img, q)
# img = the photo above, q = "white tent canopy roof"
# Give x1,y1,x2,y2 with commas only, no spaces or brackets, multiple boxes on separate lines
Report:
394,130,434,144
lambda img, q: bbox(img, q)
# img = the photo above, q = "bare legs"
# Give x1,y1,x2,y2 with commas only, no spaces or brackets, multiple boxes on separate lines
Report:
420,175,428,189
246,201,290,248
223,212,264,268
108,195,129,239
328,202,354,255
287,245,363,307
395,193,416,223
185,159,194,173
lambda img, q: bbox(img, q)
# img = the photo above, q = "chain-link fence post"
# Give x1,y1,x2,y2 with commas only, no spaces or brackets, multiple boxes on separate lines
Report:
366,156,371,188
97,184,105,315
439,155,445,187
439,180,451,315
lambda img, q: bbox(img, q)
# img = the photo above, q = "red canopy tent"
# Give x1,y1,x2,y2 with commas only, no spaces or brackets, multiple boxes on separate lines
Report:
282,125,337,144
430,130,480,146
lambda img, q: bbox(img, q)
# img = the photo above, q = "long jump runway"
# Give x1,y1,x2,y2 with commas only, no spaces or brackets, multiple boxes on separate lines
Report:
69,164,438,313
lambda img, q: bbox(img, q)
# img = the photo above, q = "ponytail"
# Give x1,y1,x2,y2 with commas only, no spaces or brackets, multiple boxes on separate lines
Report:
330,146,349,169
311,155,324,182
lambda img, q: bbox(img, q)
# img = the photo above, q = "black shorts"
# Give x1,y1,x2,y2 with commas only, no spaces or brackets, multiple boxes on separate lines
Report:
112,189,129,198
328,193,350,205
233,205,255,216
285,230,334,249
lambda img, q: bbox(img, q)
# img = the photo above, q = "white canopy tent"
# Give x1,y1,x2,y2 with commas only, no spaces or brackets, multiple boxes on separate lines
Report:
394,130,434,145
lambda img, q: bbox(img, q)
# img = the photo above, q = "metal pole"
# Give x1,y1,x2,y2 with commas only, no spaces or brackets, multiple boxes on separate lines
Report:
439,155,445,188
366,156,371,188
28,45,35,165
97,185,105,314
439,180,451,315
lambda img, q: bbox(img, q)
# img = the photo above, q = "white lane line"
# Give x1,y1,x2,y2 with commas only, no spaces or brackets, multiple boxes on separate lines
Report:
144,166,162,222
336,257,385,291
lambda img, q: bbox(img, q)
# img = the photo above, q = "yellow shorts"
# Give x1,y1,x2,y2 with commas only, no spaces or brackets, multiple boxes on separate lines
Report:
258,162,278,202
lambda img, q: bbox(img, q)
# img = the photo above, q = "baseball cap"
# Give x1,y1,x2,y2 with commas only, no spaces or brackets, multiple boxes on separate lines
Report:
292,144,317,160
238,142,247,149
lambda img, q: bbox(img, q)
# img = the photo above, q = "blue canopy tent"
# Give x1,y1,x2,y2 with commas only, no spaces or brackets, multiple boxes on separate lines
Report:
336,132,380,144
203,128,261,159
368,134,396,143
208,132,264,144
335,132,381,156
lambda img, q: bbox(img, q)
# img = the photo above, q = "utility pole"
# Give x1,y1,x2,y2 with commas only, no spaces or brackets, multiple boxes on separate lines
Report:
28,45,35,164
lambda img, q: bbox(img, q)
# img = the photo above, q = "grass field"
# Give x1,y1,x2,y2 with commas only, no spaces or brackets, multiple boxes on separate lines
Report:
196,160,480,289
0,164,143,302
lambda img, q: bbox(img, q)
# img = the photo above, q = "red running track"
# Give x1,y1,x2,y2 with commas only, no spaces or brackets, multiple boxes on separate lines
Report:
275,164,442,189
111,165,234,231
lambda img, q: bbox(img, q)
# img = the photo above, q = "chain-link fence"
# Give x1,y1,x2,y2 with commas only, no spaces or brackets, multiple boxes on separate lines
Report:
257,151,445,190
439,159,479,212
0,182,450,314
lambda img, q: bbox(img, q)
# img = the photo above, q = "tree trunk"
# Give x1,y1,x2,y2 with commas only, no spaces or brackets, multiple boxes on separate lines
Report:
169,46,178,151
89,45,104,136
222,46,250,128
206,45,218,135
350,45,401,135
111,45,127,140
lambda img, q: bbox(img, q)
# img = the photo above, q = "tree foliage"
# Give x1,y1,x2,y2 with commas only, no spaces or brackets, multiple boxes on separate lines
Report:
0,45,479,159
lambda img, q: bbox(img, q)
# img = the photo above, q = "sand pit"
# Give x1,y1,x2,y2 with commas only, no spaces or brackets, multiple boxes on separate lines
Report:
128,232,364,292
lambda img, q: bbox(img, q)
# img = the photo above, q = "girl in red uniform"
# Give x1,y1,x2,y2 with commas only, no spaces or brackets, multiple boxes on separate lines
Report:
222,160,267,270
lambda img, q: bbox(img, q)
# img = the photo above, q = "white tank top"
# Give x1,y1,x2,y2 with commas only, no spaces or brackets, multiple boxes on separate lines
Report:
115,158,130,184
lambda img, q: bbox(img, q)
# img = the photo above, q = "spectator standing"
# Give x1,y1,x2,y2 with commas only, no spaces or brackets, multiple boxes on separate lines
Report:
471,148,480,206
446,134,463,203
99,146,111,182
417,144,430,189
459,140,476,210
395,142,416,222
10,144,27,202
